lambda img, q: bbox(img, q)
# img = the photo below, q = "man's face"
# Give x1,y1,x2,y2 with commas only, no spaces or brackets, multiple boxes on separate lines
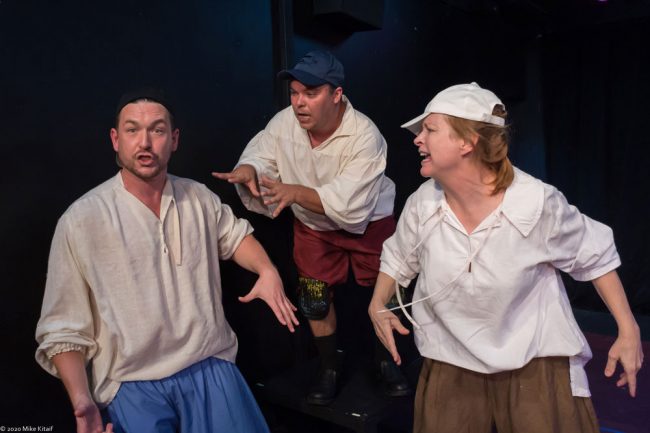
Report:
110,101,179,182
289,80,342,134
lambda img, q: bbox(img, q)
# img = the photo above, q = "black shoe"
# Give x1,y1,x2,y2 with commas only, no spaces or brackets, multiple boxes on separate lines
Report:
378,360,412,397
306,368,338,405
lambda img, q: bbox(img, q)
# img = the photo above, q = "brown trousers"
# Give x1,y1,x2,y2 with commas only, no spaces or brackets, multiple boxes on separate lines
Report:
414,357,600,433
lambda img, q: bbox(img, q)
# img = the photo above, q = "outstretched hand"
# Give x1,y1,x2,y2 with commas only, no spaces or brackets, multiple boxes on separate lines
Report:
604,328,643,397
73,396,113,433
239,269,299,332
212,164,260,197
259,175,299,219
368,300,410,366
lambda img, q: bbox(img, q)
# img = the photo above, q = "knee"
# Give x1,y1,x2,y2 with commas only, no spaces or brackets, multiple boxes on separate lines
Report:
297,277,331,320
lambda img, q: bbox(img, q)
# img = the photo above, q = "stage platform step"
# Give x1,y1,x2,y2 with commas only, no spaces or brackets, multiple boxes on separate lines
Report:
254,355,420,433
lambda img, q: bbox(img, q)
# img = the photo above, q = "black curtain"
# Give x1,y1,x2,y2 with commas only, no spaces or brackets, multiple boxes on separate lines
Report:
541,18,650,314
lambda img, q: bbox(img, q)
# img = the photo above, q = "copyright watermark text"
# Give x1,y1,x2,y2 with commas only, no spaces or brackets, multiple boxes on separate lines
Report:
0,427,54,432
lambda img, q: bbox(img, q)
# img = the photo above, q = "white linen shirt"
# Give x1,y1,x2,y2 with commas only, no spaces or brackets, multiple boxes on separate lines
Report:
35,173,252,406
380,168,621,397
235,96,395,234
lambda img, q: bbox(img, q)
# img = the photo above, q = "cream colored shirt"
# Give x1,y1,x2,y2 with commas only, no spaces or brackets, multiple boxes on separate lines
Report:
380,168,621,397
235,97,395,234
35,173,253,406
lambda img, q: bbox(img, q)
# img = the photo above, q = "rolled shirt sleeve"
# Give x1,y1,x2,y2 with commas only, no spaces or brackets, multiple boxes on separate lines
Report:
314,131,389,233
235,130,279,218
210,188,254,260
544,188,621,281
380,191,424,287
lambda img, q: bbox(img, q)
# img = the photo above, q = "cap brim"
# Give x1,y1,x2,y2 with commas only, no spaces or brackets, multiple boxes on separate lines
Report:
400,112,429,135
277,69,329,87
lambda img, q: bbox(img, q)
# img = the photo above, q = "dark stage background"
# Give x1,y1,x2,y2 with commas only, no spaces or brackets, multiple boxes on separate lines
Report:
1,0,649,431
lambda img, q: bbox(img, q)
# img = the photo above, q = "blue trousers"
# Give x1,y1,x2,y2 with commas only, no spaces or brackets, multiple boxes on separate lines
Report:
104,357,270,433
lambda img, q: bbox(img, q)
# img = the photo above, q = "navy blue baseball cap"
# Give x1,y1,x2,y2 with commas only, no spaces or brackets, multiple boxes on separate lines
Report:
277,51,345,88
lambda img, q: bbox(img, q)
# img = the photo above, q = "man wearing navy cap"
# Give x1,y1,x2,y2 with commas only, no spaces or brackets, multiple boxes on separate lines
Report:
213,51,410,404
35,89,298,433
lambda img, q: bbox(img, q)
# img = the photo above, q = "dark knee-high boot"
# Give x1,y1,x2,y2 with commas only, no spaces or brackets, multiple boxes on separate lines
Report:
307,333,339,405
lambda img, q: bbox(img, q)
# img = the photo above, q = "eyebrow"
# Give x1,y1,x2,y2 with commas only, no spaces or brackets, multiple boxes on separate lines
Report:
122,118,168,127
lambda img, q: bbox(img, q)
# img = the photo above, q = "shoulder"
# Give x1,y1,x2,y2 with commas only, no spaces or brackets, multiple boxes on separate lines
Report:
345,100,383,139
168,174,223,205
402,179,443,220
501,167,567,236
63,175,121,220
265,105,296,135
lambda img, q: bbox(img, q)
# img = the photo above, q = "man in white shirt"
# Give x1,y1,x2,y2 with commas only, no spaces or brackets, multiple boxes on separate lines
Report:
213,51,410,405
35,89,298,433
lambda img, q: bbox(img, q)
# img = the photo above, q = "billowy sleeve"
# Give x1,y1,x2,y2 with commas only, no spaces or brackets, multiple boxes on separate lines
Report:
380,192,422,287
210,187,255,260
35,215,97,377
314,131,390,234
234,130,279,218
544,187,621,281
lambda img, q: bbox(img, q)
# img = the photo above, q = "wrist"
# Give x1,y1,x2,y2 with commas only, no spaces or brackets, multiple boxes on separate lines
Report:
617,320,640,339
258,264,280,279
70,391,94,410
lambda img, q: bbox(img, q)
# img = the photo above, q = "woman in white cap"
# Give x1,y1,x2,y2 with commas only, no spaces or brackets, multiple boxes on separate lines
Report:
368,82,643,432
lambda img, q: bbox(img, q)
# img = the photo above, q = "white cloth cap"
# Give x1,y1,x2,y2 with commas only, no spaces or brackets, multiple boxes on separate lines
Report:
401,82,505,134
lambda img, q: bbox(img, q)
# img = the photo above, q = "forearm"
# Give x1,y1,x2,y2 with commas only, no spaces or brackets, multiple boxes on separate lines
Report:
52,351,93,406
232,234,278,276
294,185,325,214
592,270,639,335
370,272,399,308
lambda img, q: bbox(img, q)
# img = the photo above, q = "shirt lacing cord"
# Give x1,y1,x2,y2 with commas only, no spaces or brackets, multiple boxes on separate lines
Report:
379,209,503,339
160,198,182,266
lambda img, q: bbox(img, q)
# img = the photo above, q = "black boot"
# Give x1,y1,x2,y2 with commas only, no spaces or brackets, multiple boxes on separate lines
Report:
307,334,339,405
377,359,412,397
307,368,338,405
375,339,412,397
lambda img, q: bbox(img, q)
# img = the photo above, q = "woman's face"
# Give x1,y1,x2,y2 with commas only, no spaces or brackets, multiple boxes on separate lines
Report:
413,113,467,179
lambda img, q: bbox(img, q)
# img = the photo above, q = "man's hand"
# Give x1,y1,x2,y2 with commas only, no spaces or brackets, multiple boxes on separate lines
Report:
259,176,300,218
604,327,643,397
212,165,260,197
239,267,299,333
72,394,113,433
368,299,410,366
260,176,324,218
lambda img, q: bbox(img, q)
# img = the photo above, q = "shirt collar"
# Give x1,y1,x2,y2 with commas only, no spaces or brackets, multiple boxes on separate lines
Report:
499,167,545,237
418,168,544,237
315,95,356,147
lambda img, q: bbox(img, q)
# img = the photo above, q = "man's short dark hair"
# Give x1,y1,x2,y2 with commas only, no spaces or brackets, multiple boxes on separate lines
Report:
115,87,176,128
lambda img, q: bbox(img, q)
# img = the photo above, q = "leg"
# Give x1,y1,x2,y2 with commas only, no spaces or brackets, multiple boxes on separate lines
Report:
292,219,348,405
105,380,179,433
413,358,493,433
309,302,337,337
306,304,340,405
490,357,600,433
174,358,270,433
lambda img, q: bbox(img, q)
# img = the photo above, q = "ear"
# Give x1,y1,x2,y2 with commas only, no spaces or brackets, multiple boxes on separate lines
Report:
332,86,343,104
171,128,180,152
459,133,478,156
110,128,119,152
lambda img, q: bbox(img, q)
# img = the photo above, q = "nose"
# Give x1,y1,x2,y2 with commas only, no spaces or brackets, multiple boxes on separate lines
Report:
413,129,424,146
138,130,152,149
294,93,305,107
